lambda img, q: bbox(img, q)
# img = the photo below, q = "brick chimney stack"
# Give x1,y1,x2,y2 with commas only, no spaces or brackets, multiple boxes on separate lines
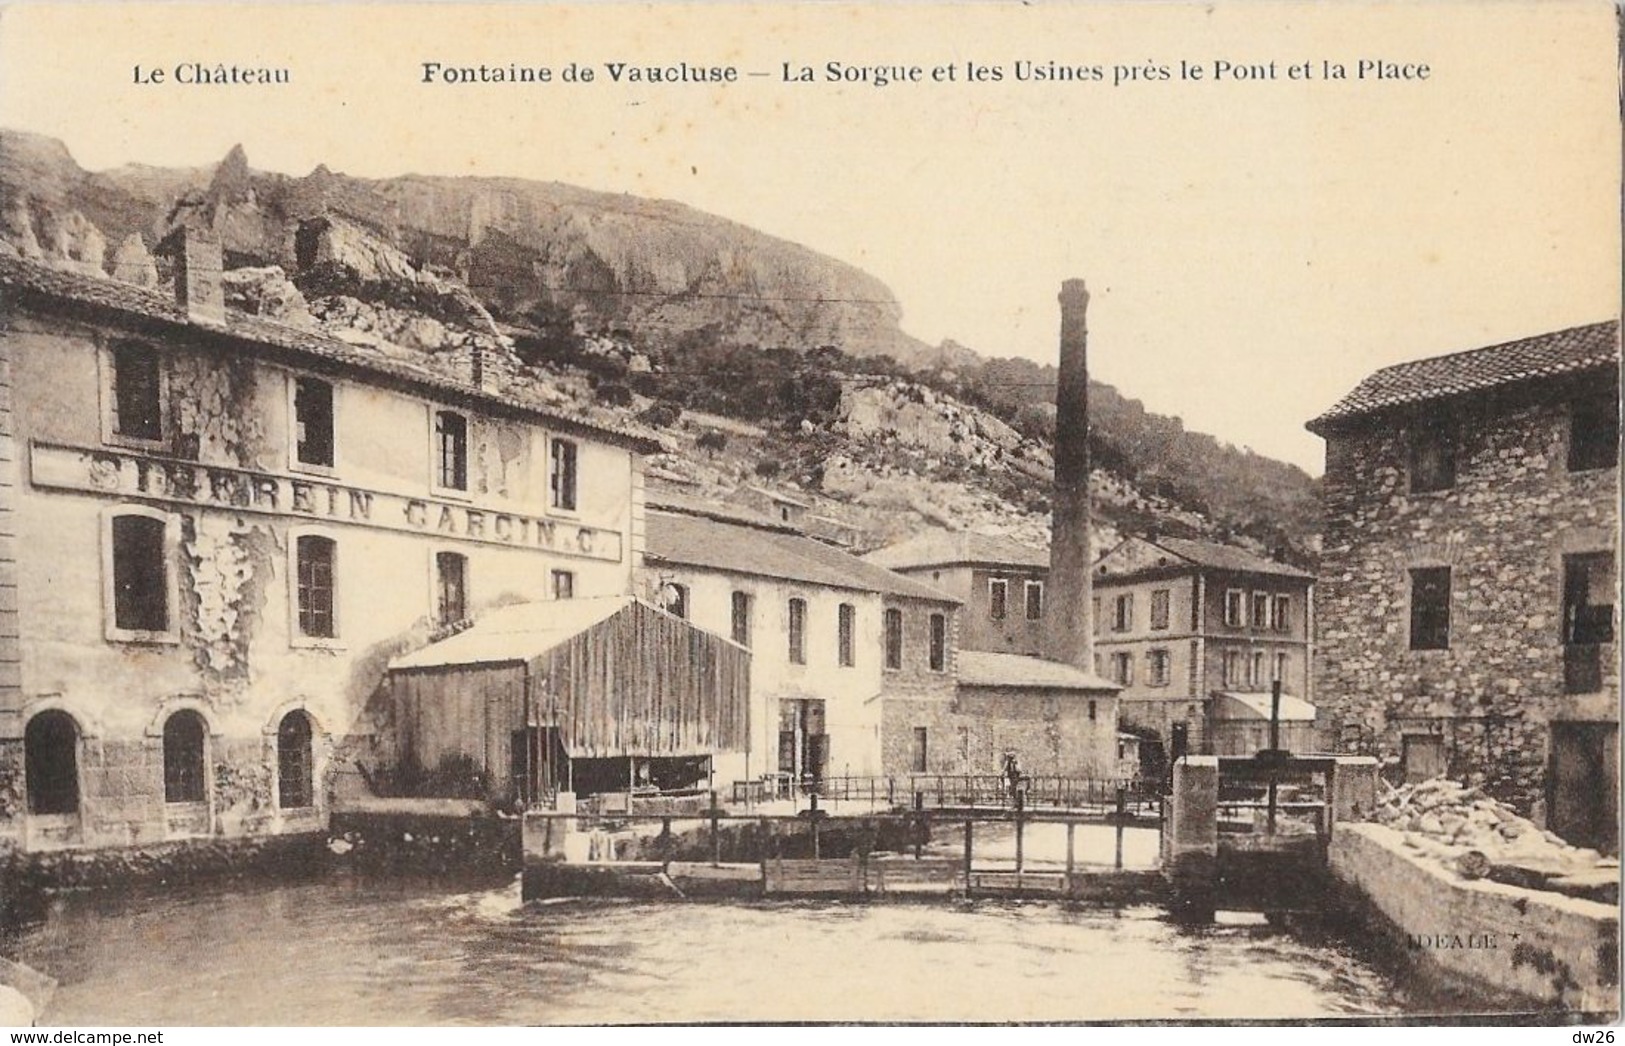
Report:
1044,278,1094,671
155,225,227,327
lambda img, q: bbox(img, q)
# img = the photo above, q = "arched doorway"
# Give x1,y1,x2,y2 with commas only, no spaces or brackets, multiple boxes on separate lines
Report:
25,710,80,815
162,710,209,804
277,711,314,809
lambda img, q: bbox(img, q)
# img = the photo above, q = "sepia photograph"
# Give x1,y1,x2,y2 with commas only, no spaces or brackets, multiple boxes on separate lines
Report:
0,0,1618,1030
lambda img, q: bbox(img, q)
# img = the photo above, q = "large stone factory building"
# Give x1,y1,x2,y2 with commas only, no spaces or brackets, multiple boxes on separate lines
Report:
1309,321,1619,852
0,233,670,851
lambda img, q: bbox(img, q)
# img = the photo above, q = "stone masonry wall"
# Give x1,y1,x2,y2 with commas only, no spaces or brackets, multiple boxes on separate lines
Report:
1315,376,1619,814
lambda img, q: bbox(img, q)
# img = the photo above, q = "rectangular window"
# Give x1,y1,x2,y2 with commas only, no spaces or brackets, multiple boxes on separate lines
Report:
1409,567,1451,651
1249,651,1265,687
112,342,163,441
663,582,689,620
1150,589,1170,630
1408,418,1457,493
296,535,337,638
911,727,929,774
1273,595,1292,633
884,607,903,670
1222,650,1242,687
1112,593,1133,632
550,438,578,511
1251,592,1271,631
1563,552,1615,694
435,411,468,491
929,613,947,672
988,578,1008,620
1148,648,1171,687
1092,596,1102,635
1024,580,1044,621
788,598,807,665
1274,651,1289,685
1111,652,1134,686
731,591,752,647
838,603,856,667
1224,589,1246,628
552,570,574,600
111,514,169,633
1568,392,1619,472
435,551,467,624
294,378,335,468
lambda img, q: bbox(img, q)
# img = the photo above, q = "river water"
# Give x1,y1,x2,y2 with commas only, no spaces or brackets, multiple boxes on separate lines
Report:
5,869,1439,1025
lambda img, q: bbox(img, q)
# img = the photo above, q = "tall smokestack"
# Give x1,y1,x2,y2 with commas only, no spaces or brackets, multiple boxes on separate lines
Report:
1044,278,1093,671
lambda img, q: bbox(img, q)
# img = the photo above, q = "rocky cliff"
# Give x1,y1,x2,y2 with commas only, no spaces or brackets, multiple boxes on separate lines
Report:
0,129,939,365
0,130,1318,561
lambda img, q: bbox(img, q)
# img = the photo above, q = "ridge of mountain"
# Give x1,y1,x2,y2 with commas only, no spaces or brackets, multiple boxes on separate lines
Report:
0,129,1320,562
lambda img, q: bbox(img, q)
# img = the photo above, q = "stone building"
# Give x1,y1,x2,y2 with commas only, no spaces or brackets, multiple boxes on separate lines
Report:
864,531,1052,658
0,234,667,851
1308,321,1619,851
1091,536,1315,770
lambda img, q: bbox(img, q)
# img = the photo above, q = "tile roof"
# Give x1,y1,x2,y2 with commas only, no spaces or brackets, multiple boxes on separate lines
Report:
1307,321,1620,434
647,509,958,603
862,529,1051,571
644,489,797,532
0,255,662,453
956,651,1119,691
1148,537,1315,580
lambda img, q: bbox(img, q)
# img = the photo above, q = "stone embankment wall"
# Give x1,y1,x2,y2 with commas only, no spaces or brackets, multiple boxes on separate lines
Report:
1328,822,1618,1014
327,809,520,877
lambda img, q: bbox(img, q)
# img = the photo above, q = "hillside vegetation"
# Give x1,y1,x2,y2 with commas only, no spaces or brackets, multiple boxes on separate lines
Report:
0,130,1320,563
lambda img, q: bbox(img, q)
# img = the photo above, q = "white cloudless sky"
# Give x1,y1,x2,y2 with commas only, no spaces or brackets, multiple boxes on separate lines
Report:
2,1,1618,474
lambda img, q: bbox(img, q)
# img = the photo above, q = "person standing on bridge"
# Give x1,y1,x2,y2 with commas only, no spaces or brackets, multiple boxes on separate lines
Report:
1002,751,1023,805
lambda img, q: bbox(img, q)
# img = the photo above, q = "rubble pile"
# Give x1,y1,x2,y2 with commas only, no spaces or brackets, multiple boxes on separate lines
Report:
1374,777,1609,881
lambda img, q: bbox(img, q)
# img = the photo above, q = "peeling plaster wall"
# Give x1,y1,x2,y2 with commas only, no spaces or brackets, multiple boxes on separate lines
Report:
0,311,640,850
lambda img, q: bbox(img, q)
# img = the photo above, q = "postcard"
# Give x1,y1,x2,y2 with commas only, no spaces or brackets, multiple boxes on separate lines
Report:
0,0,1618,1031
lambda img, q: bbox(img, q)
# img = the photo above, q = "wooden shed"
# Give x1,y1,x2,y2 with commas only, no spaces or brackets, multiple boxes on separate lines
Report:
1208,690,1317,757
388,596,750,803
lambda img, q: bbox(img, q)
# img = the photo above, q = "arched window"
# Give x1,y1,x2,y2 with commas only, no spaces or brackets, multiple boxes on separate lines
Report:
277,711,314,809
25,711,79,815
163,711,208,803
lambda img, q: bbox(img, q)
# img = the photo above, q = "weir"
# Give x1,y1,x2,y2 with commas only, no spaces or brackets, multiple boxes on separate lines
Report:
519,758,1378,914
521,791,1164,904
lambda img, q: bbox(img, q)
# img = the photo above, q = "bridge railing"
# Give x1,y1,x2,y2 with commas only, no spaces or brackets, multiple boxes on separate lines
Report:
755,774,1158,813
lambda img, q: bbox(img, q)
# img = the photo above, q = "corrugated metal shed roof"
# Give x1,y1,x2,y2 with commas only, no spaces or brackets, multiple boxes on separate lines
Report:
647,510,958,603
863,530,1050,571
1211,691,1317,722
1148,537,1315,580
0,255,662,453
1307,321,1619,434
389,596,633,670
957,651,1119,691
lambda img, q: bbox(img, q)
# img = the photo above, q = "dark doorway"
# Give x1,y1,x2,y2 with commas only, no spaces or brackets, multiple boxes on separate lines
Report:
778,699,827,790
25,711,79,815
277,711,314,809
1549,722,1618,854
163,711,208,803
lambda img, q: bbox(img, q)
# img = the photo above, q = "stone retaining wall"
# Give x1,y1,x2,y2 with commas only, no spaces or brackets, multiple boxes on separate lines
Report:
1328,822,1618,1014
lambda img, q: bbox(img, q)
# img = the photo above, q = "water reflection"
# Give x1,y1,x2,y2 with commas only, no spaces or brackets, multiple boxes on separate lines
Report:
8,876,1421,1025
